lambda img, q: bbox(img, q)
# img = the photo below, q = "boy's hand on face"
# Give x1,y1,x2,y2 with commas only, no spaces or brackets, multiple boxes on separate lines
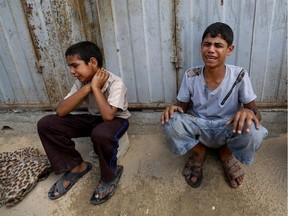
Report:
226,108,260,134
161,105,184,125
91,68,109,91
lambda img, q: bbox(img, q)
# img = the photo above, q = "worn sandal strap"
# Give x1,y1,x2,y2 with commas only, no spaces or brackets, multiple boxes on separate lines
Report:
55,179,67,195
48,162,92,200
182,160,202,177
221,156,245,179
95,182,116,194
62,162,92,181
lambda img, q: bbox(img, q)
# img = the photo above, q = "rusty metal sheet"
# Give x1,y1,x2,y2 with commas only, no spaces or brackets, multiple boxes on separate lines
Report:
0,0,49,107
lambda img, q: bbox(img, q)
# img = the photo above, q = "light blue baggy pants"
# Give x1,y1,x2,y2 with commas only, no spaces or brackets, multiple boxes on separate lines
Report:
163,112,268,165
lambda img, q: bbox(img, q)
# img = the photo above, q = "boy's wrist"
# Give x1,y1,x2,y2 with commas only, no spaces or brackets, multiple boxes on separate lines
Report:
245,107,258,115
91,86,103,94
81,83,92,93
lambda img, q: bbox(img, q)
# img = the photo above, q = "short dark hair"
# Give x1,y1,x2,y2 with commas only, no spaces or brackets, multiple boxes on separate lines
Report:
65,41,103,67
202,22,234,47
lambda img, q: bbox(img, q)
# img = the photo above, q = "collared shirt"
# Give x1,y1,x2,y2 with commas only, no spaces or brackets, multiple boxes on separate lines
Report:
177,64,256,120
64,70,130,119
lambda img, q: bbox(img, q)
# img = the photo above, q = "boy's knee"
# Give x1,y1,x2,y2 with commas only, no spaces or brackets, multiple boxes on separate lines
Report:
163,112,182,130
91,129,112,145
246,123,268,141
37,115,56,131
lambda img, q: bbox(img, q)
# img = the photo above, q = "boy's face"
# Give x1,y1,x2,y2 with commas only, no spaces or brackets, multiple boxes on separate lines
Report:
66,54,97,82
200,33,234,69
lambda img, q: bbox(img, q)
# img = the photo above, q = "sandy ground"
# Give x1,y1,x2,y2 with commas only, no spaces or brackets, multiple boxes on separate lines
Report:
0,110,287,216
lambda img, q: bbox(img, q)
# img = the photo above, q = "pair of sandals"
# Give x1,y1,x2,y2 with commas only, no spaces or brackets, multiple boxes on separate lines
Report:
182,155,245,188
48,162,123,205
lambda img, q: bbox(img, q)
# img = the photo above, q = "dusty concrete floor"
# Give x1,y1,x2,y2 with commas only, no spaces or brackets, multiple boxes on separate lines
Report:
0,110,287,216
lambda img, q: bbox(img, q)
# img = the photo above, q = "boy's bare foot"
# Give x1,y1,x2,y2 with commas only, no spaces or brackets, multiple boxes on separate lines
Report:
48,161,92,199
53,162,89,196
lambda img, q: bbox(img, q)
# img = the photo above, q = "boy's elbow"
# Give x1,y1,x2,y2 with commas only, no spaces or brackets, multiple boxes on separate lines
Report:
56,108,67,117
102,108,117,121
56,111,64,117
103,116,114,121
102,114,115,121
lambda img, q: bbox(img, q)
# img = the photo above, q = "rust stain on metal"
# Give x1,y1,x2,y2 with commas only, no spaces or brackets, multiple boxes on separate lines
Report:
23,2,33,17
22,1,43,60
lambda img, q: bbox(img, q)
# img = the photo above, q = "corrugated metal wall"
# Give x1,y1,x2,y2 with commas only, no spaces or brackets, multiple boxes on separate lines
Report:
0,0,49,107
0,0,102,109
0,0,286,110
96,1,176,108
176,0,287,107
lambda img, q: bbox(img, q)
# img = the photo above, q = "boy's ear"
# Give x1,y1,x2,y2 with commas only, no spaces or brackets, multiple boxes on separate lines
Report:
89,57,98,67
227,45,235,56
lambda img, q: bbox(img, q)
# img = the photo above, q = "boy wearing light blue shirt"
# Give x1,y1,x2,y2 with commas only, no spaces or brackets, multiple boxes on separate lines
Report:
161,22,268,188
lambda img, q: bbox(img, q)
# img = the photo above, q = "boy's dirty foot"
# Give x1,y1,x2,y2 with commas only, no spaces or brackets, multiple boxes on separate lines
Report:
91,165,124,205
53,162,88,196
182,143,206,188
218,145,245,188
48,161,92,200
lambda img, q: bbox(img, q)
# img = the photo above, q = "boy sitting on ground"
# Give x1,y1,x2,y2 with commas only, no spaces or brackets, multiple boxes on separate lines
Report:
161,22,268,188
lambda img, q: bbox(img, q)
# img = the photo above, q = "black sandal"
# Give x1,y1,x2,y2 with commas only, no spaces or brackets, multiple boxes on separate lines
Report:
48,162,92,200
90,165,124,205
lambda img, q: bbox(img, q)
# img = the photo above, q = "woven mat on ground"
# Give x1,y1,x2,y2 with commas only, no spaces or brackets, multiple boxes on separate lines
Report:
0,147,52,207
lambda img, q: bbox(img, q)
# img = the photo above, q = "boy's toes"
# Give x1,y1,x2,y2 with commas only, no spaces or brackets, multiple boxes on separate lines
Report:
220,155,245,188
235,175,244,186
